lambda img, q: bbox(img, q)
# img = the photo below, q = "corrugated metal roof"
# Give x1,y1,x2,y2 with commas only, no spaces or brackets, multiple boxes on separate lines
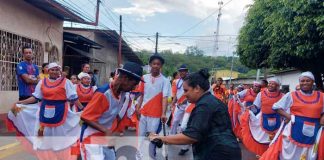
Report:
24,0,88,23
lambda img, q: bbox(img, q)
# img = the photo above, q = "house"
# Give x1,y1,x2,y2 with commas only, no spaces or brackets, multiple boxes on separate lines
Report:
63,27,143,85
270,69,301,92
0,0,91,114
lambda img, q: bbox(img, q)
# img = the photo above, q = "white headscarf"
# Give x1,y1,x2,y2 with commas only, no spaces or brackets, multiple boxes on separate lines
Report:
299,71,315,81
78,72,91,79
268,77,280,85
48,62,61,70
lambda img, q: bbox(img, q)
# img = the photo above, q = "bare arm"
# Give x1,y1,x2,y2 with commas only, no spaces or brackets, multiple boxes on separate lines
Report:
320,114,324,126
276,108,291,123
81,118,111,135
74,100,84,110
150,133,197,145
135,94,143,118
161,97,168,123
21,74,39,84
17,96,37,105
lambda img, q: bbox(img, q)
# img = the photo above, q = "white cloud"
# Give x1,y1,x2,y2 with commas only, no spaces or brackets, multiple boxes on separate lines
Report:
112,0,254,56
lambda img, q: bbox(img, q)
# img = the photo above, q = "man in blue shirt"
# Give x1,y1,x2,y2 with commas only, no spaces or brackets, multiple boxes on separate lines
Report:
16,46,40,100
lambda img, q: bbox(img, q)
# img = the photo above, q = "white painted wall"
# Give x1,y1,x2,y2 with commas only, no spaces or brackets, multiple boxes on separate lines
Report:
270,70,301,92
0,0,64,113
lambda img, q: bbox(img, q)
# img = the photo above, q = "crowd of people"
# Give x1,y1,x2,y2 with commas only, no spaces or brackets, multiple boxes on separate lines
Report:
5,46,324,160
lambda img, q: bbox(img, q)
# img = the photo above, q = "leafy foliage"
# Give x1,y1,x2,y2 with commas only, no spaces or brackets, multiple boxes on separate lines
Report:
237,0,324,90
135,47,251,77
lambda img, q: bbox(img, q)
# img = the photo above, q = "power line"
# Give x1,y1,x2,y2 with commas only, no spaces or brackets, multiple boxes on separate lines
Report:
176,0,235,36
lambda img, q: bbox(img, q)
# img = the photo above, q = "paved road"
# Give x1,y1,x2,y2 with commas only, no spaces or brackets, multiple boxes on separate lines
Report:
0,130,257,160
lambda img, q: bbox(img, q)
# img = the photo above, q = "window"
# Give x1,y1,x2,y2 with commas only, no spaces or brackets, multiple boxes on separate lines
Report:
0,29,44,91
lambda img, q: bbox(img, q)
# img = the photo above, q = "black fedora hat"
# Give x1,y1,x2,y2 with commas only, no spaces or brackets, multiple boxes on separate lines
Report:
118,62,144,82
149,53,165,65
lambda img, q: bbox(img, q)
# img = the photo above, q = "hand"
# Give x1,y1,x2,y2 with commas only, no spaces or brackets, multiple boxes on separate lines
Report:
320,115,324,126
11,103,24,117
135,107,141,120
284,115,291,124
148,133,159,141
161,114,167,123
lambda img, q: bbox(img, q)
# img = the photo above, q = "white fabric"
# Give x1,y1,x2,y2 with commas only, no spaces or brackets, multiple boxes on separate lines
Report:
248,111,271,144
137,115,161,160
8,103,81,151
253,81,261,86
32,78,77,100
81,144,115,160
237,89,248,99
170,105,186,134
48,62,61,70
268,77,280,85
175,79,185,101
119,92,130,119
253,92,262,109
78,72,91,80
299,71,315,81
140,74,171,110
180,112,191,130
278,122,322,160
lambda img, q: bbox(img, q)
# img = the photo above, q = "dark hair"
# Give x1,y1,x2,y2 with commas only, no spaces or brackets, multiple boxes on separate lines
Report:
110,71,115,77
172,72,178,79
94,69,99,73
184,68,210,91
22,46,32,53
88,71,94,75
41,63,49,73
261,79,268,85
81,63,90,69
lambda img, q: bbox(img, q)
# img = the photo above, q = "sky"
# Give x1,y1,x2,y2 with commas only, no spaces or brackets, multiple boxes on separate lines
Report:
60,0,254,57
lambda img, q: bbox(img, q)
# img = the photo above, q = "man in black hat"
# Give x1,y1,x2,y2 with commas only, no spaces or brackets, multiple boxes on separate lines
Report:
170,64,191,155
80,62,143,160
135,53,171,159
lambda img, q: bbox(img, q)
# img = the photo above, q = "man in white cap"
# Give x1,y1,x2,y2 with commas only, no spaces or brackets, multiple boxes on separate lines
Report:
261,71,324,159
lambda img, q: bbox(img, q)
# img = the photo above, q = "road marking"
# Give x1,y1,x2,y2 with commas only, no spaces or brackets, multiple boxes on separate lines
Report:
0,142,20,151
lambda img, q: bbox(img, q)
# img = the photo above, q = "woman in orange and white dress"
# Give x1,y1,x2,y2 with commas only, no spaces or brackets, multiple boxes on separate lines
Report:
261,72,324,160
8,62,80,160
240,78,283,156
228,82,261,140
74,72,97,112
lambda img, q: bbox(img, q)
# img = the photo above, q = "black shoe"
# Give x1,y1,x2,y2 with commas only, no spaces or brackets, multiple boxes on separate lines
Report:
178,149,189,156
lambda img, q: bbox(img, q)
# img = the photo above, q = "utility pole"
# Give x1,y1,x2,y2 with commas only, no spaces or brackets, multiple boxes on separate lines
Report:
213,1,223,56
118,15,122,67
155,32,159,54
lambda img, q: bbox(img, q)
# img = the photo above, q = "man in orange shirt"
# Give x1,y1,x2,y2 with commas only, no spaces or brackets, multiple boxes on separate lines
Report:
135,53,171,159
80,62,143,160
226,83,237,101
212,77,227,103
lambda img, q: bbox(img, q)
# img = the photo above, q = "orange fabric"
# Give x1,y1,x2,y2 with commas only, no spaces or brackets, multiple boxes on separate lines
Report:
318,130,324,160
81,92,109,122
228,99,243,140
41,78,67,100
172,79,177,97
240,109,268,155
137,81,145,93
177,95,187,104
291,91,323,118
260,135,283,160
261,90,283,114
185,103,195,113
140,92,163,117
213,84,226,101
244,89,257,103
76,84,94,103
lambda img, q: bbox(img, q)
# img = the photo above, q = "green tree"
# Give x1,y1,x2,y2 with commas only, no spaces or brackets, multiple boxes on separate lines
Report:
237,0,324,90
